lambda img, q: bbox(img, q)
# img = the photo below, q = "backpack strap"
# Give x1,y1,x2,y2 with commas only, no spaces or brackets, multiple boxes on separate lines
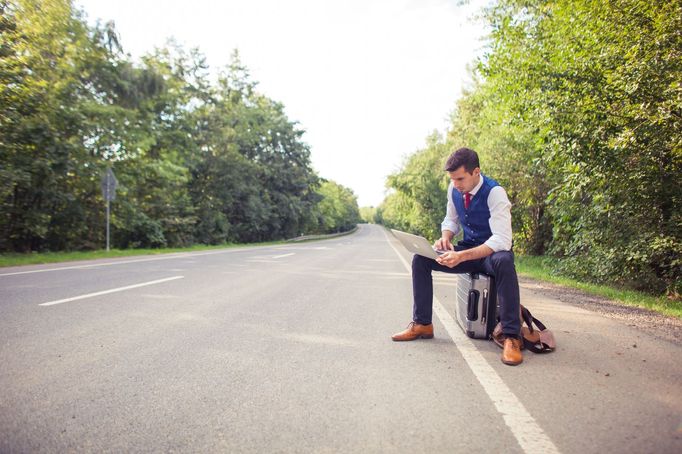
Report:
520,305,556,353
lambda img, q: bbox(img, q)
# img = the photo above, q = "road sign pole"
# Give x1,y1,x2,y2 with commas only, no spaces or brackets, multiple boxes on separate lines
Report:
106,199,110,252
101,167,117,252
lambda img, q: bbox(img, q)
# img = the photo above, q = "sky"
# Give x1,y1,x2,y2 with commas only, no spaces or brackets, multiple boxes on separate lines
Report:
75,0,491,207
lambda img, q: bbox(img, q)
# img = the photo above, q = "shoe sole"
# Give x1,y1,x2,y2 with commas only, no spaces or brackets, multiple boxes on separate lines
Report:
501,358,523,366
391,334,434,342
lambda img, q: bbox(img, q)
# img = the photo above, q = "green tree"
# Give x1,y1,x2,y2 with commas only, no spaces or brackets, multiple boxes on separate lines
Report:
313,180,360,234
359,206,376,223
0,3,372,255
189,51,320,243
378,0,680,296
0,0,115,251
480,0,681,294
379,132,449,241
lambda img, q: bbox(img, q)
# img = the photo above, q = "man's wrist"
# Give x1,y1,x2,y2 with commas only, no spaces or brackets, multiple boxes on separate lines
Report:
463,244,494,261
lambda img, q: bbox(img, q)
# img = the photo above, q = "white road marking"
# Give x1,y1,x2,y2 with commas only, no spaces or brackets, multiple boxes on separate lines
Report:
383,229,560,454
0,245,292,277
2,237,346,278
271,253,295,259
38,276,184,306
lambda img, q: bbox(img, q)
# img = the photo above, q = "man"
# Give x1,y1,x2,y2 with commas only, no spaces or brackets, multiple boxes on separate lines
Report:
391,147,523,366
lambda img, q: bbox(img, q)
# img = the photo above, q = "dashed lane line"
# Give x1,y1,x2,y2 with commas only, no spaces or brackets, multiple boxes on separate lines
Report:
38,276,185,307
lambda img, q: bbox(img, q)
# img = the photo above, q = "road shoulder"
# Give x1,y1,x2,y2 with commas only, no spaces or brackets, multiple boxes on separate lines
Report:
518,276,682,345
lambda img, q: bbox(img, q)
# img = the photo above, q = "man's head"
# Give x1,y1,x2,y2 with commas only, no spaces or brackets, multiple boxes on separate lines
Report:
444,147,481,193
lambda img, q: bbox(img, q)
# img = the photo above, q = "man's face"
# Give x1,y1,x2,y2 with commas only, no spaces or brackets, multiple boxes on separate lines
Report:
447,166,481,193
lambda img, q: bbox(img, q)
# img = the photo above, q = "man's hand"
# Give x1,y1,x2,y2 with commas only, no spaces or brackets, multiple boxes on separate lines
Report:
436,250,464,268
434,233,454,252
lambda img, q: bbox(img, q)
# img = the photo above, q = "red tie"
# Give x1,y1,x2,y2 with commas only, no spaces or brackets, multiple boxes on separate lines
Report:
464,192,471,209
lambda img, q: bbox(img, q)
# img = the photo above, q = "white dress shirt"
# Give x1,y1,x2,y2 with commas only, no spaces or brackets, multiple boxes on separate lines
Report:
440,176,513,252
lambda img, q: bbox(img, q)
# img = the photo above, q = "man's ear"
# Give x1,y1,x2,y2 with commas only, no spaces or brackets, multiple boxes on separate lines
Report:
472,167,481,177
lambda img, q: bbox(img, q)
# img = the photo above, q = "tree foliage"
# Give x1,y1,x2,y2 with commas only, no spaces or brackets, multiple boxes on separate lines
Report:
378,132,449,242
378,0,681,296
312,180,360,234
0,0,358,252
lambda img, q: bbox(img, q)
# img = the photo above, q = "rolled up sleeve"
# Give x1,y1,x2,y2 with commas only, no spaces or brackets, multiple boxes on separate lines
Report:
440,183,461,235
484,186,513,252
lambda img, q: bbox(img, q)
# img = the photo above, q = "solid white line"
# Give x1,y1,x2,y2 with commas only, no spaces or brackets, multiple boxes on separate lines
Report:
271,253,295,259
382,229,560,454
39,276,185,306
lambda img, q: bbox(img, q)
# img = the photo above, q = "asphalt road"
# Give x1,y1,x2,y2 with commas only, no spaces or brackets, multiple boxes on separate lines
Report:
1,224,680,453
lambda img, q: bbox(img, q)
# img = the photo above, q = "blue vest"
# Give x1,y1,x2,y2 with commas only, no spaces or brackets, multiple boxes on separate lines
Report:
452,174,500,248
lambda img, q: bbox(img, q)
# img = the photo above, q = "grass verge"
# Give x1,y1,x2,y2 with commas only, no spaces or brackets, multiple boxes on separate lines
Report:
0,228,358,268
0,241,286,268
515,255,682,319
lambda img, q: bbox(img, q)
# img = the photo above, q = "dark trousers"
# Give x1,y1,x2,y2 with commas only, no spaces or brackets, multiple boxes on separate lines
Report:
412,250,521,337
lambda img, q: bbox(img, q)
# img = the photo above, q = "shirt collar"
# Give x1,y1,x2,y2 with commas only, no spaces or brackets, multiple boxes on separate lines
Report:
469,174,484,196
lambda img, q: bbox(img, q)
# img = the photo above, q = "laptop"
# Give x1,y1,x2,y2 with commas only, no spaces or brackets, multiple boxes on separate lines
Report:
391,229,447,260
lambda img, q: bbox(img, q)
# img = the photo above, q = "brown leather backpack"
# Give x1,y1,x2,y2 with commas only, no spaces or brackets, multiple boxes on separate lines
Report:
492,305,556,353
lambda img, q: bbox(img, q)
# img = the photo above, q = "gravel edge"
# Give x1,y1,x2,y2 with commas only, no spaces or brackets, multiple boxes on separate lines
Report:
519,276,682,346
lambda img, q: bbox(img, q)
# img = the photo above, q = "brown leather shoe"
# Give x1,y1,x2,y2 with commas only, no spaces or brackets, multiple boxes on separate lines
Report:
501,337,523,366
391,322,434,341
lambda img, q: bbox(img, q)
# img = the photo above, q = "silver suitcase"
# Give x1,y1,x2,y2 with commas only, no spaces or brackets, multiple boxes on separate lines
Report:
455,273,498,339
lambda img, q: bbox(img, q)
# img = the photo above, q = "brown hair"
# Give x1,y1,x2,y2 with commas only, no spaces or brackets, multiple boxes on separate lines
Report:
444,147,480,173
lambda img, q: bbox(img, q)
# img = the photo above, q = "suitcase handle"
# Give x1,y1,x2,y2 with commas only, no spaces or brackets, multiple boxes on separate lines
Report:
467,290,479,320
481,289,488,325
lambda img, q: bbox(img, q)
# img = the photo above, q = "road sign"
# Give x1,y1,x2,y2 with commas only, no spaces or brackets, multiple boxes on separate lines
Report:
101,167,118,202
